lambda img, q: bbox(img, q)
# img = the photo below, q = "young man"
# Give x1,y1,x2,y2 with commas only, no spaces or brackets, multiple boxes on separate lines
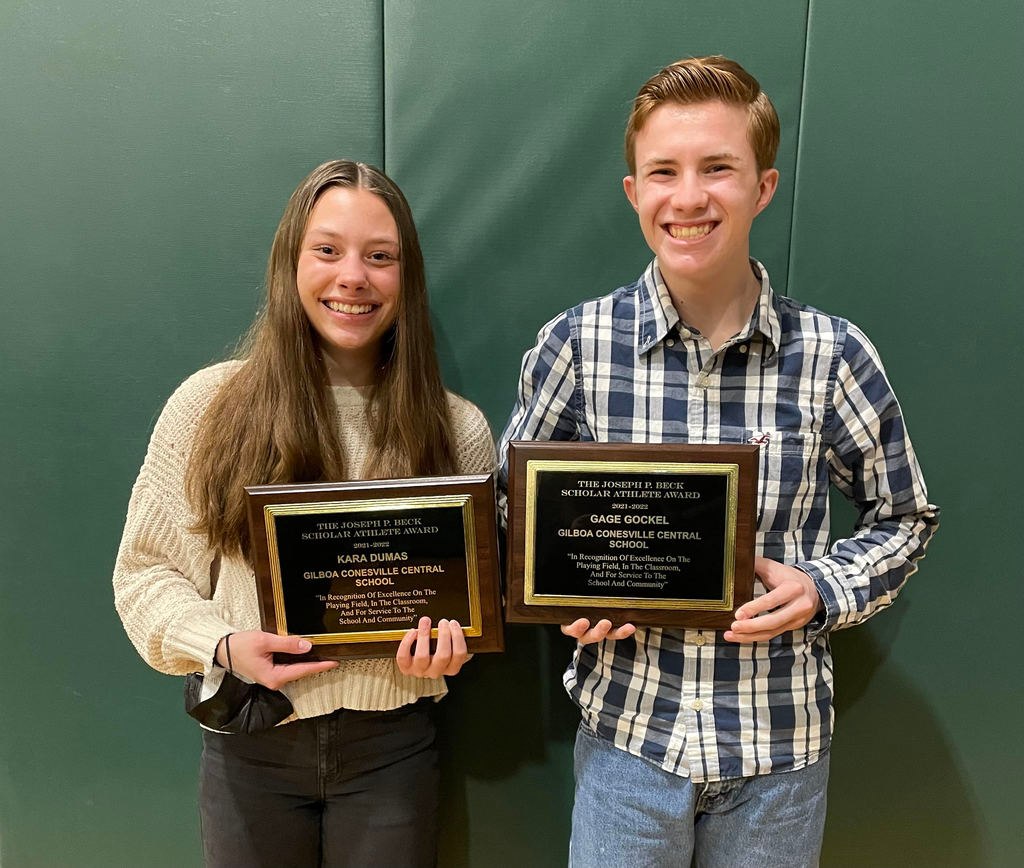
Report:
498,56,938,867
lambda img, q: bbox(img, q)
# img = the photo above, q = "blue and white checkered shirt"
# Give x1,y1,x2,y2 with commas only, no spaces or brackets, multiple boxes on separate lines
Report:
497,260,938,782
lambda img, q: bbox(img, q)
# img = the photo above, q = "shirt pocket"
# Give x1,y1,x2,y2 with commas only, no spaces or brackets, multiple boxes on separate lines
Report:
750,430,825,538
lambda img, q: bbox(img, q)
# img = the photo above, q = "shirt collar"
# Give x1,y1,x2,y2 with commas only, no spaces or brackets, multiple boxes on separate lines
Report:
635,259,782,359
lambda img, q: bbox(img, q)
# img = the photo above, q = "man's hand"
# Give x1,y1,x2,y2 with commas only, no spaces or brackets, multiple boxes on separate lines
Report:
396,617,471,678
215,630,338,690
561,618,636,645
723,556,823,644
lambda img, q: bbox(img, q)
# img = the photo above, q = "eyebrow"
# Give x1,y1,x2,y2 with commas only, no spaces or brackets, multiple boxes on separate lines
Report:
306,227,399,246
640,152,746,170
641,158,677,170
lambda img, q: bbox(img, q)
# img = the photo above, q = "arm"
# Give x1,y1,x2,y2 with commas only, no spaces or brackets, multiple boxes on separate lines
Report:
497,313,580,519
113,369,336,684
727,325,939,643
112,372,240,676
799,324,939,633
497,314,635,644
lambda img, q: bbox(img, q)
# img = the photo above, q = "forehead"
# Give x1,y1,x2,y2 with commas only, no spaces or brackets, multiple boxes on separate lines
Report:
635,100,755,163
305,186,399,237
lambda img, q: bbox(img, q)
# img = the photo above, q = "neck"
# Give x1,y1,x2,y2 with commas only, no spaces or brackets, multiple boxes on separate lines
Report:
662,258,760,350
321,347,380,387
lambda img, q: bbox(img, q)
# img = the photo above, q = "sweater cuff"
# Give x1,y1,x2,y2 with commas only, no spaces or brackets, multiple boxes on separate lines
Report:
162,608,237,675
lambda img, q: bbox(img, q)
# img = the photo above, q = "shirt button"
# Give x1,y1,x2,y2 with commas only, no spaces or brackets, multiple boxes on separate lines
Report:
691,699,704,711
694,634,707,646
696,374,710,388
679,327,692,340
666,338,675,348
739,344,749,354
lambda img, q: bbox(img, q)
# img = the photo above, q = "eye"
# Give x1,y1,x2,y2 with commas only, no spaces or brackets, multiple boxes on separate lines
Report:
707,164,732,174
650,168,675,177
312,244,337,255
368,251,398,264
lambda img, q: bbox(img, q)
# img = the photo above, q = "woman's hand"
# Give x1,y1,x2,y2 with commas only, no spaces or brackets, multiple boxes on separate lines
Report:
396,617,471,678
215,630,338,690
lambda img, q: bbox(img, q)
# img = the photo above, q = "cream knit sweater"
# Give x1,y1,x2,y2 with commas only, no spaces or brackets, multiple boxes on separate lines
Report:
113,361,496,718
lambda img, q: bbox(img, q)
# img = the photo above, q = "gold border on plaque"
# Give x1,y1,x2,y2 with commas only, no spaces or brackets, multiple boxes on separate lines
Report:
262,495,482,644
523,460,739,611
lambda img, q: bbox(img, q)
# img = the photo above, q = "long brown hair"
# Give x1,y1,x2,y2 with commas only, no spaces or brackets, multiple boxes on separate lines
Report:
186,160,457,558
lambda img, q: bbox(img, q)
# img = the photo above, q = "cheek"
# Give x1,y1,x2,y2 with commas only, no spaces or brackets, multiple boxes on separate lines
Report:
296,262,331,299
380,272,403,304
637,190,667,220
295,263,314,294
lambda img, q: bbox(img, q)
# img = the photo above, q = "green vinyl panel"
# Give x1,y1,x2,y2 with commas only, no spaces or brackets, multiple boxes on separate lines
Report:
383,3,808,864
0,2,382,864
790,2,1024,866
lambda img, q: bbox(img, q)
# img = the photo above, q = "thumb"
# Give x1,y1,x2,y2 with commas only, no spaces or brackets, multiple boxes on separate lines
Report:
263,633,314,656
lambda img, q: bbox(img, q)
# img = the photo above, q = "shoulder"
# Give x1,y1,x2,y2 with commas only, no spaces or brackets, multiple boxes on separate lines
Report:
772,293,848,336
446,391,493,443
165,359,245,410
772,295,891,388
575,278,644,316
445,392,496,473
152,360,246,447
555,280,643,333
772,294,880,359
524,279,641,359
838,319,885,367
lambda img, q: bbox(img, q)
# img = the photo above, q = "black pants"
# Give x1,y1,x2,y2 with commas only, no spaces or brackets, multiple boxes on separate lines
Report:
199,701,439,868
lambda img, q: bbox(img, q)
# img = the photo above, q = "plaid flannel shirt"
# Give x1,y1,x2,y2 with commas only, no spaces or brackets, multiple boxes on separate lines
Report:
497,260,938,782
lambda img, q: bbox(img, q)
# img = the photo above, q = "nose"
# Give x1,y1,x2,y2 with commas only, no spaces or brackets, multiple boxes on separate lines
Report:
334,252,368,290
669,170,708,212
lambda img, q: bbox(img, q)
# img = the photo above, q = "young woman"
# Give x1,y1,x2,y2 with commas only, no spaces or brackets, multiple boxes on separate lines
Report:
113,160,495,867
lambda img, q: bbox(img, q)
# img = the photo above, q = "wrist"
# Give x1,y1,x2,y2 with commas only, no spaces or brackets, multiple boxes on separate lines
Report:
214,633,235,673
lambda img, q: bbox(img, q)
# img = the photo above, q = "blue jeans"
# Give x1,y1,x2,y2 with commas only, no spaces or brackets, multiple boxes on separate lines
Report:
199,700,438,867
570,725,829,868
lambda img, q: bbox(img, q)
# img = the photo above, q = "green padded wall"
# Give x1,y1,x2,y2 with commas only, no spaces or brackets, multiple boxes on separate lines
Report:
2,0,1022,865
790,3,1024,866
0,2,382,865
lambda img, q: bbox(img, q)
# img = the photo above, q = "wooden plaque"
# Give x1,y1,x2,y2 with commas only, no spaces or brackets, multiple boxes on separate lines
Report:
245,474,504,658
506,442,758,629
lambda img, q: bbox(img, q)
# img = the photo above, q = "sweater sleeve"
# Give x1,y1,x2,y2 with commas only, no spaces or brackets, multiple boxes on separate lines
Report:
448,393,497,476
112,364,241,675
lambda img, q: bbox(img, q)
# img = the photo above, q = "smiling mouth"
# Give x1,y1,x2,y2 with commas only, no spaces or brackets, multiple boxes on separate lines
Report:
323,300,377,314
667,222,715,239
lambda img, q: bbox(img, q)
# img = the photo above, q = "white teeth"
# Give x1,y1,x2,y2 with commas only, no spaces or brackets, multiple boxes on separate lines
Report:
669,223,713,239
325,301,375,314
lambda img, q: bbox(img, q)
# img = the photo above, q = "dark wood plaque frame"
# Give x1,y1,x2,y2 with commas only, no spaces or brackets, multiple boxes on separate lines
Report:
506,442,758,629
246,474,504,659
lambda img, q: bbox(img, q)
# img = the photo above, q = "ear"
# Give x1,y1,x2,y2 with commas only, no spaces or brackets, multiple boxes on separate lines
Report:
754,168,780,216
623,175,639,213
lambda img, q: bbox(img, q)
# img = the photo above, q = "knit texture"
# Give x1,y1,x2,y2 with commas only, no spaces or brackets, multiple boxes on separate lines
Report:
114,360,496,717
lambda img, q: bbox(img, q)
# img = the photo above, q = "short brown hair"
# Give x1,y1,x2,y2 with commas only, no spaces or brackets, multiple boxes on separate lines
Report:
625,55,780,174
